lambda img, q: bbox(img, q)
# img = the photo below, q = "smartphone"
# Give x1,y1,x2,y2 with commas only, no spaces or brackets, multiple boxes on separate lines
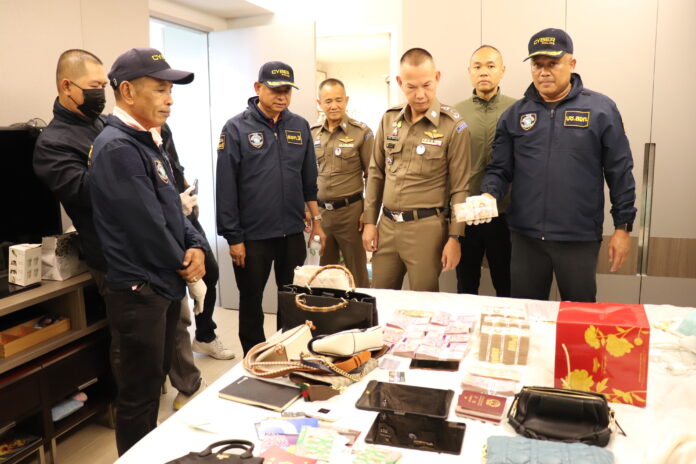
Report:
355,380,454,418
409,358,460,371
365,411,466,455
191,178,199,195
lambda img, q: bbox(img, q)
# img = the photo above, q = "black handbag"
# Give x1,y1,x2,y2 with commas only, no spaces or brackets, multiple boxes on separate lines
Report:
165,440,263,463
278,265,377,335
507,386,622,447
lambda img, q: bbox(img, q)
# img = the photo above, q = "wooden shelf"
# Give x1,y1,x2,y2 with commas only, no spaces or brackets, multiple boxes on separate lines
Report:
0,321,107,376
0,273,92,317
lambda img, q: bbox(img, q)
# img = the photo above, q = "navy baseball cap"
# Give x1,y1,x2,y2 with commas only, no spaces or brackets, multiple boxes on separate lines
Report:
108,47,194,88
524,28,574,61
257,61,298,89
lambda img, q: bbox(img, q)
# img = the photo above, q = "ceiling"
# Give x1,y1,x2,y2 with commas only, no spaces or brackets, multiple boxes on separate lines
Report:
317,33,390,64
167,0,270,18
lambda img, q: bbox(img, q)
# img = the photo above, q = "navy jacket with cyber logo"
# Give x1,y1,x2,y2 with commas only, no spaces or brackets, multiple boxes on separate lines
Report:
89,115,205,300
481,73,637,241
216,97,318,245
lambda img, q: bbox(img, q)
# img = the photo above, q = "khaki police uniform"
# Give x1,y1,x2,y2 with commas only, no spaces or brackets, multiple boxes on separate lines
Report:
364,100,471,291
311,116,373,287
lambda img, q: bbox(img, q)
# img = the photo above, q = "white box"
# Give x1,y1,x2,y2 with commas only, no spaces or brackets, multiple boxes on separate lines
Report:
8,244,42,286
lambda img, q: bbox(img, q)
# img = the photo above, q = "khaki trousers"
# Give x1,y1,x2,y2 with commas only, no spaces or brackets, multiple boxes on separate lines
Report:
371,212,448,291
319,199,369,287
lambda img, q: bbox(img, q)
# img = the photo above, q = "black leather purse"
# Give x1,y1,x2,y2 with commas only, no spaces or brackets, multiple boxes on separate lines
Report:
507,386,622,447
165,440,263,463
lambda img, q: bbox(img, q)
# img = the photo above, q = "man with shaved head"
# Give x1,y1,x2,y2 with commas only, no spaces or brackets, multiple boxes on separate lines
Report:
363,48,471,291
454,45,516,296
34,49,109,279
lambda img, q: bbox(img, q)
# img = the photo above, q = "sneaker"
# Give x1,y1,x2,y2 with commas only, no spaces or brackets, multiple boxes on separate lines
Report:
192,337,236,360
173,379,207,411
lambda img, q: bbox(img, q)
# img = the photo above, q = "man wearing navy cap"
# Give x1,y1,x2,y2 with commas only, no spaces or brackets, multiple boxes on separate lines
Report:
89,47,206,454
216,61,325,354
481,29,636,302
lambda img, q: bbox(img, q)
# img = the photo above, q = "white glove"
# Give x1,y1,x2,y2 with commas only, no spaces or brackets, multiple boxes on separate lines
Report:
453,195,499,225
180,185,198,216
187,279,207,315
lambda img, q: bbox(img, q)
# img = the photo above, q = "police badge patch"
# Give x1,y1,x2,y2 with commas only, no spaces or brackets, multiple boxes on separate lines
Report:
154,159,169,184
520,113,537,131
248,132,264,148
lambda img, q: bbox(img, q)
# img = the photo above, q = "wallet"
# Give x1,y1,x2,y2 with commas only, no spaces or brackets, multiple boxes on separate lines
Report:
355,380,454,418
485,436,614,464
365,411,465,455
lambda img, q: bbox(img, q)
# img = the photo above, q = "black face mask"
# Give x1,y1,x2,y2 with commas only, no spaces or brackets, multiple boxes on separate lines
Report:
69,81,106,120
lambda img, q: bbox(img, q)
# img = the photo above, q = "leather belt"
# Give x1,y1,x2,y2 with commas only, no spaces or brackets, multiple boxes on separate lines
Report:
382,206,444,223
319,192,363,211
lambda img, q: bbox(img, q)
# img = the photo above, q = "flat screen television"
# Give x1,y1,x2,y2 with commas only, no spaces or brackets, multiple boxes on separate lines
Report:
1,125,62,275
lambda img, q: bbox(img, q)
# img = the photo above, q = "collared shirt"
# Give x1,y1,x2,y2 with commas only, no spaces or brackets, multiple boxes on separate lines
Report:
310,115,373,201
455,88,516,212
364,99,471,235
113,106,163,146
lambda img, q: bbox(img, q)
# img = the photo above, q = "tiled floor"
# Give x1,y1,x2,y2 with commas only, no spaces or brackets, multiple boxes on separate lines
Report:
40,307,276,464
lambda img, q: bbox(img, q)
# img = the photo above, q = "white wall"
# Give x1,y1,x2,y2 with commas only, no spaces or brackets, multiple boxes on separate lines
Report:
316,58,390,133
149,0,228,31
0,0,149,126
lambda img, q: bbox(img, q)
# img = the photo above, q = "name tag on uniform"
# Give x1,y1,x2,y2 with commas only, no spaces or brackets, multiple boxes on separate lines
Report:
564,110,590,128
285,130,303,145
338,143,354,148
387,135,399,141
421,138,443,147
313,140,321,148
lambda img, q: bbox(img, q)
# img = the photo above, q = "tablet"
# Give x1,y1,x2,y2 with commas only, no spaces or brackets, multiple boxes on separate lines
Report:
355,380,454,419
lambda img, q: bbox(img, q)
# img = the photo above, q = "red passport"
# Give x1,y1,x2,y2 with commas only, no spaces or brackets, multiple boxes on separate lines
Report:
455,390,507,422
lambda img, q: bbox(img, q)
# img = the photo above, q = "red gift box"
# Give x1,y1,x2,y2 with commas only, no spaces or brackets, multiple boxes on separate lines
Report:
554,302,650,407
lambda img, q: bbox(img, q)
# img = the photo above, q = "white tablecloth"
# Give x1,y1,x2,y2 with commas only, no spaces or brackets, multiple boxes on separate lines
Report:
115,290,696,463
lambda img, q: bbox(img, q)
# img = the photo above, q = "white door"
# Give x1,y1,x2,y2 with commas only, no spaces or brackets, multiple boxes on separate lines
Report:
209,22,317,311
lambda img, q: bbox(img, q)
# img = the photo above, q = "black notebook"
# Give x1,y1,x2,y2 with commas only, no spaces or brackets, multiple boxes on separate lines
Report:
218,376,301,412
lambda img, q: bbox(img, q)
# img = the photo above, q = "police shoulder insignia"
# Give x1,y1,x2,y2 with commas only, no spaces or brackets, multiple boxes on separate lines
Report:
564,110,590,128
154,159,169,184
520,113,537,131
218,134,226,150
285,130,303,145
456,121,468,133
365,131,374,140
248,132,264,148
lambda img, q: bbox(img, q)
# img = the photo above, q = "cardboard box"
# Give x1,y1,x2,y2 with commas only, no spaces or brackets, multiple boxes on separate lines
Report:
8,244,42,286
554,302,650,407
0,316,71,358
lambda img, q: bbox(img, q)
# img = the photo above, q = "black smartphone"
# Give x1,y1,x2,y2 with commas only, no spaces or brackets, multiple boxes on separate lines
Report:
409,358,460,371
365,411,466,455
191,178,199,195
355,380,454,418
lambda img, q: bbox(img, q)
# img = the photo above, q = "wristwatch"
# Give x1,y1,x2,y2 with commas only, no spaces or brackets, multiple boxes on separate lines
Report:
615,223,633,232
448,234,460,239
311,214,323,222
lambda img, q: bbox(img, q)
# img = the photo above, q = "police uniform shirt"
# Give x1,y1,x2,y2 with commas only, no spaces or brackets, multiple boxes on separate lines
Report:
364,99,471,235
310,116,373,201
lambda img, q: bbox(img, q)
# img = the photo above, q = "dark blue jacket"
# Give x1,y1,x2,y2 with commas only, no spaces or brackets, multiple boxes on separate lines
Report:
481,74,636,241
89,115,205,300
216,97,318,245
33,99,107,271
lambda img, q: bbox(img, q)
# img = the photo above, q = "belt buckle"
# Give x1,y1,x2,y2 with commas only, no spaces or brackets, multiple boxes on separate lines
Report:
391,211,404,222
324,202,334,211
